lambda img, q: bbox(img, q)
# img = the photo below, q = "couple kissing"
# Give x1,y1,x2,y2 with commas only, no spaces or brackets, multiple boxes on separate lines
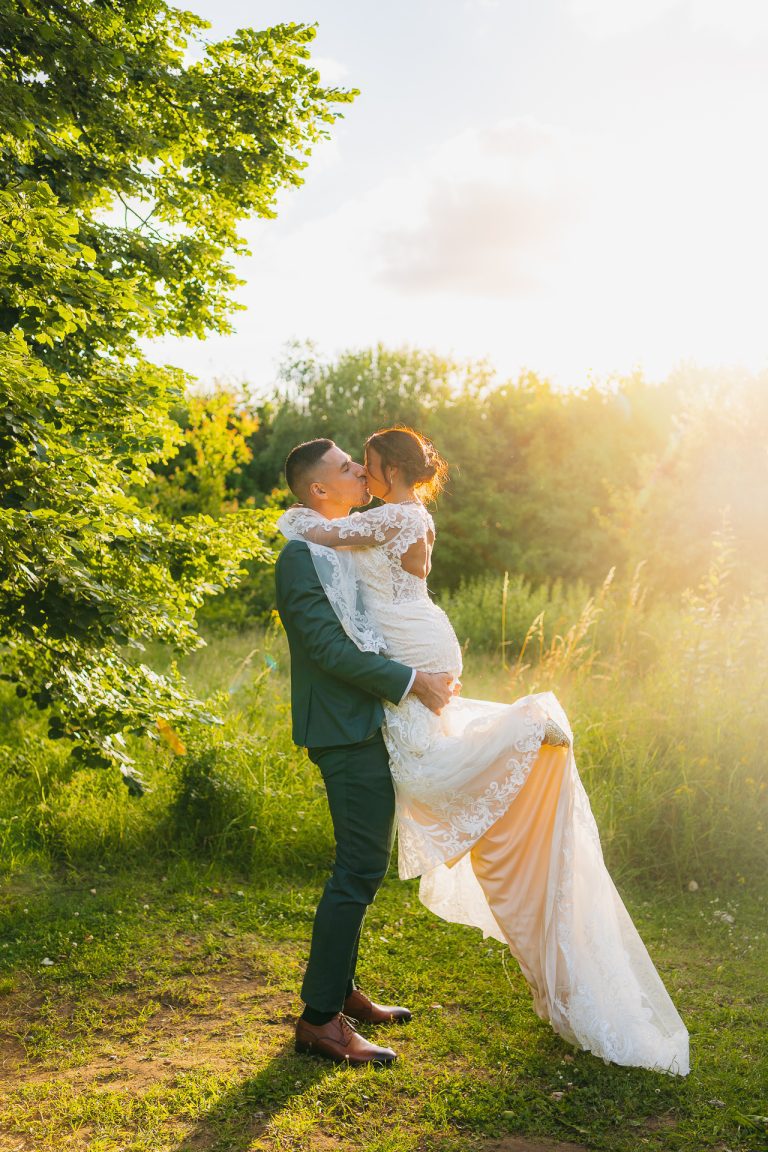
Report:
274,426,689,1076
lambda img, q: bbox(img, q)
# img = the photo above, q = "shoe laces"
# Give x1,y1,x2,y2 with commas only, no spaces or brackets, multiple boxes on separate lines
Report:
337,1013,357,1041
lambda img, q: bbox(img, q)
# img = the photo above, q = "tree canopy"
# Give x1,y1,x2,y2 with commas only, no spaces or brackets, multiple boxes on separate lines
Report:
234,345,768,600
0,1,355,788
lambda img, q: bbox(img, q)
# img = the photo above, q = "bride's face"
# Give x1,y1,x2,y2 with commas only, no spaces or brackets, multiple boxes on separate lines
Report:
364,446,389,500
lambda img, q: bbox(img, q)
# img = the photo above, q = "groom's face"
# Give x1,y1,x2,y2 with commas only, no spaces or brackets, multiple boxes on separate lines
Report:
312,444,371,512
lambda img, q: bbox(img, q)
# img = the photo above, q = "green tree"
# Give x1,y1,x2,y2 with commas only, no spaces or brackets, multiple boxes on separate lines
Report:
601,367,768,597
244,342,495,507
0,2,354,788
247,346,761,595
144,387,259,520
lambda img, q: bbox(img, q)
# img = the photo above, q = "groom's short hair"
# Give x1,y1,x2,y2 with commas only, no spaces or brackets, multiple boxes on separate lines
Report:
285,438,335,498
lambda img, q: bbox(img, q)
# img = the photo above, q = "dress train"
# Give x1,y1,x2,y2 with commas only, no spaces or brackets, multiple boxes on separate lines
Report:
416,693,689,1075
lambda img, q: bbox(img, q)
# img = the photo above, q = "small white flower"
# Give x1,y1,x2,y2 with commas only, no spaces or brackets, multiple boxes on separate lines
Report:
41,957,54,966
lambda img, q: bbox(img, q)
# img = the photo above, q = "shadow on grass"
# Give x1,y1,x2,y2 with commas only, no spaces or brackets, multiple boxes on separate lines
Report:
174,1044,336,1152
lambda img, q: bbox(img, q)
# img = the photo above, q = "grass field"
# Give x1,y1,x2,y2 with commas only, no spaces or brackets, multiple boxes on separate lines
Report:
0,856,766,1151
1,585,767,1151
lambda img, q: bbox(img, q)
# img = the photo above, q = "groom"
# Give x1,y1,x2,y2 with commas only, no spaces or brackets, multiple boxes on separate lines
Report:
275,438,453,1066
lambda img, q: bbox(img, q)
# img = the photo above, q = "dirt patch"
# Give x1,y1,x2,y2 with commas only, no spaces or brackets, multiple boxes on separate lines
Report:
0,967,296,1092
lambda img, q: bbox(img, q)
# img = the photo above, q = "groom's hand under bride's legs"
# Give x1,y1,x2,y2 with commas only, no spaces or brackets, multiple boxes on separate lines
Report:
410,671,454,714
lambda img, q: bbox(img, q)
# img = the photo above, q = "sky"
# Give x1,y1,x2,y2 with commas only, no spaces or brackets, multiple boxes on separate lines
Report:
147,0,768,395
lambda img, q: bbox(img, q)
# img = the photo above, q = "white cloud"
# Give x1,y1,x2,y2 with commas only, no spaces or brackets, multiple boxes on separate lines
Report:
378,182,574,297
376,118,585,298
570,0,768,43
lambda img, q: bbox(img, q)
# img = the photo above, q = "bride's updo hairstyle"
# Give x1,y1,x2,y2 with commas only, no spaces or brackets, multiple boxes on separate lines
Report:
364,426,448,503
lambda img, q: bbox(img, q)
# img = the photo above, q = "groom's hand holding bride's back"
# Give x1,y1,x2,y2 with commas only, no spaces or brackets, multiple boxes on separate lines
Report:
410,671,455,714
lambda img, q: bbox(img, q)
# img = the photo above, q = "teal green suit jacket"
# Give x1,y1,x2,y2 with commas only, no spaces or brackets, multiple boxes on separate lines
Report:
275,540,413,748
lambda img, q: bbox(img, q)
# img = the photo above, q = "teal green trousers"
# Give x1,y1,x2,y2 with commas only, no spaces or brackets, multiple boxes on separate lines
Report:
302,732,396,1014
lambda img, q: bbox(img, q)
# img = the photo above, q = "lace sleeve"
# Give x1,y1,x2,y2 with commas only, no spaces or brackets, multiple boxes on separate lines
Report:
278,503,429,554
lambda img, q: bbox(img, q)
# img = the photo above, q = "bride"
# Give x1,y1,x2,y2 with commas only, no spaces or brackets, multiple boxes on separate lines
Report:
278,426,689,1076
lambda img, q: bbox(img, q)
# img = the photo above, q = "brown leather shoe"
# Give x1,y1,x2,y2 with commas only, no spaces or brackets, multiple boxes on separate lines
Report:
343,988,412,1024
295,1013,397,1065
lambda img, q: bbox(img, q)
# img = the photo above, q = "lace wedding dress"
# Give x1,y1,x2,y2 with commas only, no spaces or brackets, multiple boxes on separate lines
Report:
278,501,690,1075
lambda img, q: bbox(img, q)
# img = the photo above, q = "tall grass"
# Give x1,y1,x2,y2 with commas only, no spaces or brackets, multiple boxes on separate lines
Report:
456,551,768,886
438,570,596,658
0,622,332,878
1,554,766,888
